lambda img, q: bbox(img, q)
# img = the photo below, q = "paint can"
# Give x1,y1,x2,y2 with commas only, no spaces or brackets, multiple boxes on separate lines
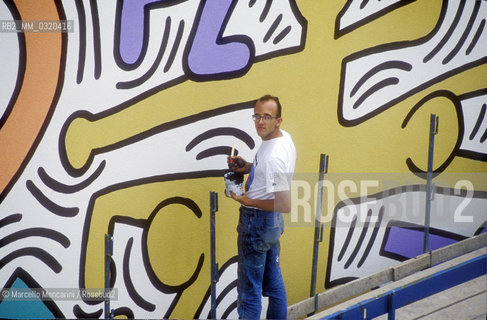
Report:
224,172,244,197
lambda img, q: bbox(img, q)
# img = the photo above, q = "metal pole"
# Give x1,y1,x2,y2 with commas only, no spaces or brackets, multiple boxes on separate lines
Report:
104,234,113,319
210,191,219,319
310,154,329,314
424,114,438,253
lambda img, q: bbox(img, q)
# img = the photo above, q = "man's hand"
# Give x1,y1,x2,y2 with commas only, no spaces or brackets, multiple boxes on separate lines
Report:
228,156,251,174
230,191,249,206
225,188,249,206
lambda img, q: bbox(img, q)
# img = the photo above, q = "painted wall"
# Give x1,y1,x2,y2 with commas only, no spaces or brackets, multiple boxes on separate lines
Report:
0,0,486,318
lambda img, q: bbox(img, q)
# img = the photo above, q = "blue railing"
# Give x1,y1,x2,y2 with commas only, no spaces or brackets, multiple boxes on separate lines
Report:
321,254,487,320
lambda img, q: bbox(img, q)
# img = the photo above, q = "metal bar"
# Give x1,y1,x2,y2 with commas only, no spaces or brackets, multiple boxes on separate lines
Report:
321,254,486,319
387,291,396,320
210,191,219,319
104,234,113,319
310,154,329,314
424,114,438,253
288,234,487,319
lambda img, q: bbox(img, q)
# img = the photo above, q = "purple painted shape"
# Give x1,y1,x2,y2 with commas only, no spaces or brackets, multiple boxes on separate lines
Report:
480,228,487,234
383,227,458,259
188,0,251,75
119,0,164,65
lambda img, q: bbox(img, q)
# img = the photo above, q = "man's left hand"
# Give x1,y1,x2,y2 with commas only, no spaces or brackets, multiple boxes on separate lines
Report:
230,191,249,206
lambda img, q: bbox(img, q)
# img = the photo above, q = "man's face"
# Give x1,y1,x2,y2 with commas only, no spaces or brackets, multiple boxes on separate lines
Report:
253,100,282,140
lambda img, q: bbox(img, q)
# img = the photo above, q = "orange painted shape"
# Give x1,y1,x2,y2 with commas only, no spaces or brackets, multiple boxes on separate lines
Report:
0,0,63,196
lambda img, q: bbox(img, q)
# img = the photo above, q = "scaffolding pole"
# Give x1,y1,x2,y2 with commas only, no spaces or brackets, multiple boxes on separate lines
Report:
310,153,329,315
209,191,219,319
424,114,438,253
104,234,113,319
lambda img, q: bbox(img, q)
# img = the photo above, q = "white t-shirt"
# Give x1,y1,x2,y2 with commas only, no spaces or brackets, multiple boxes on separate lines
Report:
245,130,296,200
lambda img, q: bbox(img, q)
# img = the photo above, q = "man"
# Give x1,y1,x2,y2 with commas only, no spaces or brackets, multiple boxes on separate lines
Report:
227,94,296,319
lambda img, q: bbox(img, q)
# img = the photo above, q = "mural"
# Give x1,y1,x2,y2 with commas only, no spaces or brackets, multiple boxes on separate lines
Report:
0,0,485,319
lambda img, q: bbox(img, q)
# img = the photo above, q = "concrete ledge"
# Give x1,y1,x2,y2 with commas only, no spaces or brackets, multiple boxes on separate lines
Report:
288,297,314,319
316,268,392,310
392,252,430,281
431,232,487,265
308,247,487,319
288,233,487,319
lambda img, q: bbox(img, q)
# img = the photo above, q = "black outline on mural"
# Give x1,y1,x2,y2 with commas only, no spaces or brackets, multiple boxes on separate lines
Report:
342,208,374,269
74,0,101,83
72,304,103,318
123,237,157,311
183,0,254,81
144,197,204,318
116,16,183,90
164,18,185,73
337,0,487,127
349,61,412,102
0,267,65,318
63,0,308,167
62,102,254,313
336,215,357,263
77,171,222,302
57,73,185,178
90,0,102,79
116,15,172,88
194,255,239,319
356,206,384,268
401,90,463,178
325,183,487,288
0,0,26,132
258,0,271,22
78,194,207,317
263,13,282,44
401,89,487,176
183,0,307,82
474,221,487,235
467,18,485,55
112,306,135,319
25,180,79,217
74,0,86,84
456,89,487,161
111,198,204,292
59,100,254,177
221,296,238,319
469,103,486,141
442,0,482,64
0,0,68,204
379,220,467,262
0,227,70,249
185,126,255,160
244,0,308,64
334,0,416,39
60,99,257,317
37,160,106,194
0,247,62,274
0,213,22,228
113,0,188,71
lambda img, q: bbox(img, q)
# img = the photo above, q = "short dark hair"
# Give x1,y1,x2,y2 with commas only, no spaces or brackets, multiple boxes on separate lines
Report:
258,94,282,118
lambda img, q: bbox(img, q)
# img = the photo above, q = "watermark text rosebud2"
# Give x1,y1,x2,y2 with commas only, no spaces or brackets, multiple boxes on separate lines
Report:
286,173,486,229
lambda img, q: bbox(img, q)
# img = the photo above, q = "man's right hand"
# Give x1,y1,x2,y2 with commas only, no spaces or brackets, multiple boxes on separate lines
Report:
227,156,248,173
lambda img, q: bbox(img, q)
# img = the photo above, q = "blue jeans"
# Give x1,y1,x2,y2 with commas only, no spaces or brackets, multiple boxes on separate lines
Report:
237,206,287,319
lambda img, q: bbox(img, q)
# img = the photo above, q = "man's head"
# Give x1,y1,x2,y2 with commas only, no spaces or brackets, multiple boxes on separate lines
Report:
253,95,283,140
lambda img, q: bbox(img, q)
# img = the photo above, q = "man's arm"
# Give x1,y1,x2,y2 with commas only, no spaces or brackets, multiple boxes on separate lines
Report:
230,190,291,213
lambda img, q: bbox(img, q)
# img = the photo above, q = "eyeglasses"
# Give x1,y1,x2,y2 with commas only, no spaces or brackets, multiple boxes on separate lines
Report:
252,114,279,122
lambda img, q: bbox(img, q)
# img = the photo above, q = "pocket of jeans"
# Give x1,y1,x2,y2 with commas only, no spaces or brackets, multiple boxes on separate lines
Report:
252,226,281,253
